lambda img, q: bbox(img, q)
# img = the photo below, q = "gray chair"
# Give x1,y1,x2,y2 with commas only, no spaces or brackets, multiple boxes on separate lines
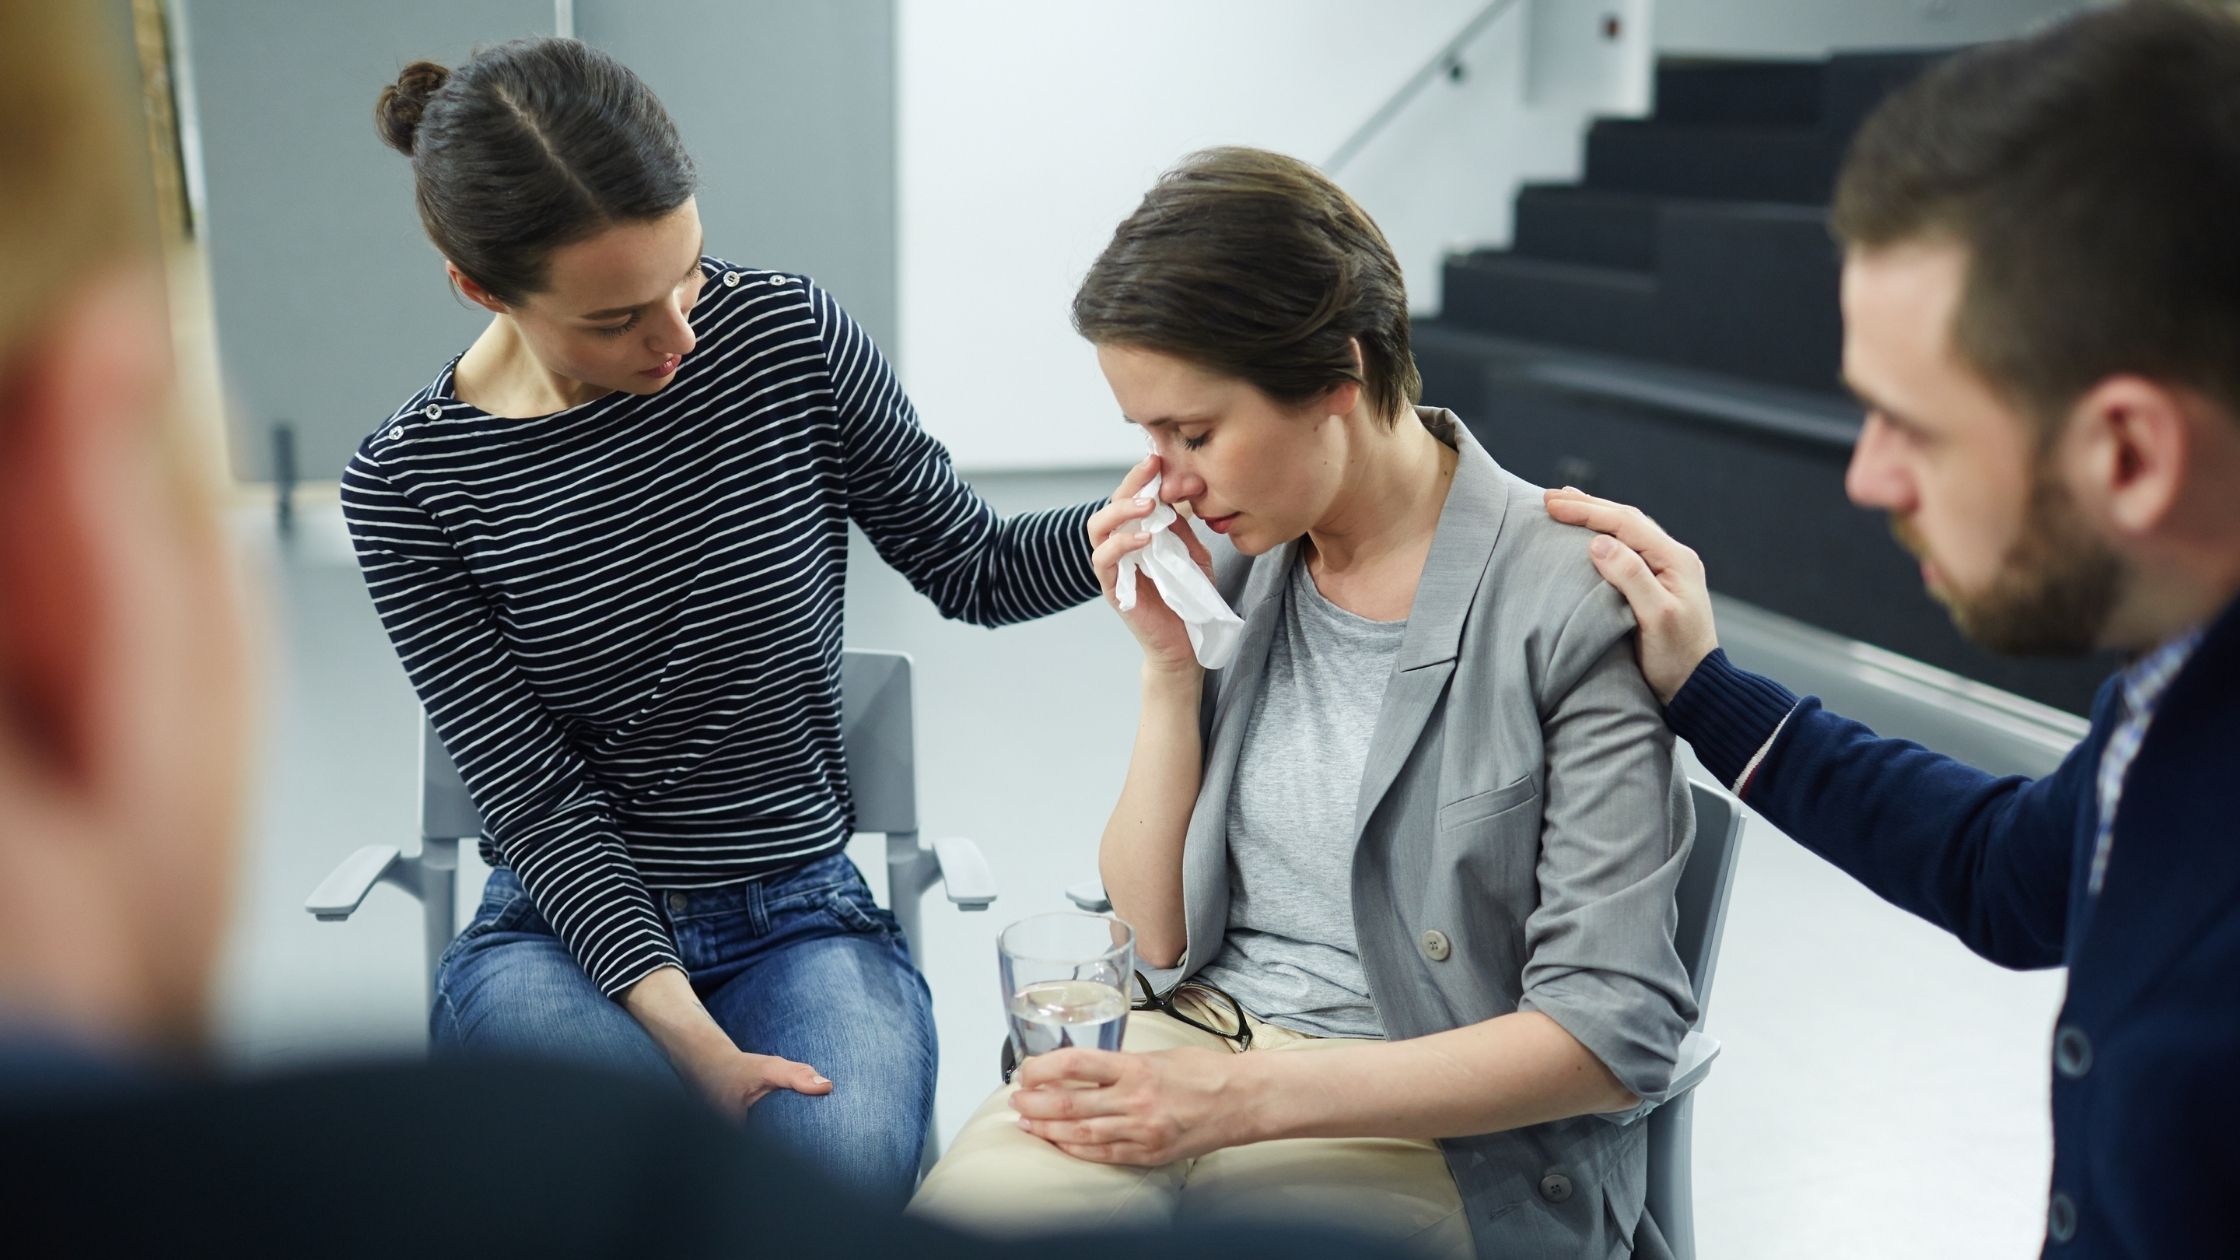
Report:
1063,776,1743,1260
1638,778,1745,1260
304,649,998,1162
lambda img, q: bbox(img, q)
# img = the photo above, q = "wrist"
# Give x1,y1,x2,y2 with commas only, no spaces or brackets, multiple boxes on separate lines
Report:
1141,658,1204,693
1227,1050,1295,1145
622,966,734,1066
1653,642,1717,706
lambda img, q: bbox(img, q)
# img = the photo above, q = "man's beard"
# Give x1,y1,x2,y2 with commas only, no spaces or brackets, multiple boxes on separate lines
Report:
1893,463,2125,657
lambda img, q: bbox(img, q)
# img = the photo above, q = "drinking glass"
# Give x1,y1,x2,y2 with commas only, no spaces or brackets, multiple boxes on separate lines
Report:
997,911,1135,1062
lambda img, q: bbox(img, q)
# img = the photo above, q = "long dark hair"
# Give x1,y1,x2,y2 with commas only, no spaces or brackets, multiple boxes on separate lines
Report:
376,37,697,303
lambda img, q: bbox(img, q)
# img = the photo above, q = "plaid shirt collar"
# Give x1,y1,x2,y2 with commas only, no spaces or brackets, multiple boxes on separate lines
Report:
2118,627,2206,726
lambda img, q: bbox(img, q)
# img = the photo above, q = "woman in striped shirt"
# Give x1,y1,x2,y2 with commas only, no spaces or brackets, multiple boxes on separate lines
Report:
343,38,1100,1204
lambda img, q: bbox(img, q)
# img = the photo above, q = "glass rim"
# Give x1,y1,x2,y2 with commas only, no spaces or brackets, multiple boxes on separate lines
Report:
997,910,1134,965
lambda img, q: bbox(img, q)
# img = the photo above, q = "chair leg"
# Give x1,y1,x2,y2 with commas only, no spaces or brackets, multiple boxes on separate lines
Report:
417,837,459,1014
1645,1091,1697,1260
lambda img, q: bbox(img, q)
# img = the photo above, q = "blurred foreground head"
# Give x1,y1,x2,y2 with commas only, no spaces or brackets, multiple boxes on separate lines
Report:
0,5,250,1053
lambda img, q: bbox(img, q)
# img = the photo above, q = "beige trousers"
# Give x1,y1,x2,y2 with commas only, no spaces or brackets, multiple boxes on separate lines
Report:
910,991,1471,1256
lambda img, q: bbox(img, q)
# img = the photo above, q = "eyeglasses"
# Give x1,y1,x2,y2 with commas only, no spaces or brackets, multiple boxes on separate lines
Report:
1130,970,1252,1051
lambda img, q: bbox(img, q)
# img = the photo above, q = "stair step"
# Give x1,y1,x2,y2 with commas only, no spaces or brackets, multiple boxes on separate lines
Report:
1512,184,1661,270
1653,59,1825,128
1657,201,1843,394
1441,251,1663,361
1584,120,1840,204
1409,324,2118,715
1822,50,1949,141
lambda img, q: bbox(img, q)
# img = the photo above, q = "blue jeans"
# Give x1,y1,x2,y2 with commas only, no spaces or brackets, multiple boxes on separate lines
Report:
431,850,936,1206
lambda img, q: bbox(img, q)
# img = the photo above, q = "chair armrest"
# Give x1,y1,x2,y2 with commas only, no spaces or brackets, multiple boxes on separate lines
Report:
1065,880,1112,913
305,845,402,921
930,837,997,910
1666,1029,1721,1100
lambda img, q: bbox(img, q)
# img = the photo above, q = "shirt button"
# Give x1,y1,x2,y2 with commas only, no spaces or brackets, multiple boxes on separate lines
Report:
767,273,789,286
721,271,740,287
665,892,688,914
387,427,405,441
2054,1026,2093,1079
1420,929,1452,962
1538,1171,1573,1204
422,403,442,420
2047,1191,2077,1243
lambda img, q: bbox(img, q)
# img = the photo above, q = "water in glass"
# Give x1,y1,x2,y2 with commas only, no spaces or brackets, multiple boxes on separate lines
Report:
1007,978,1128,1055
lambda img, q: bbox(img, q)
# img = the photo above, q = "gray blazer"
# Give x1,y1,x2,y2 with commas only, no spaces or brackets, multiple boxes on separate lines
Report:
1157,408,1696,1258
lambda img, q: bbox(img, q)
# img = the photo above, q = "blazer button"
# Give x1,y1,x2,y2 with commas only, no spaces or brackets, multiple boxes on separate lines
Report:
2053,1026,2092,1079
2047,1191,2077,1243
1420,929,1452,962
1538,1172,1573,1204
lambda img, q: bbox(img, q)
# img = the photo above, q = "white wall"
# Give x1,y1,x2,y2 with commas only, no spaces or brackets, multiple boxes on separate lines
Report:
1650,0,2095,57
895,0,1646,472
893,0,2099,474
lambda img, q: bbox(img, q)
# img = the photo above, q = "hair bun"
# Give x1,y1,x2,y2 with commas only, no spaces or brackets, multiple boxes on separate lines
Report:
376,61,451,156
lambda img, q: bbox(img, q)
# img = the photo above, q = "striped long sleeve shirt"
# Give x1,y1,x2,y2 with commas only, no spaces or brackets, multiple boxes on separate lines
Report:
341,261,1100,997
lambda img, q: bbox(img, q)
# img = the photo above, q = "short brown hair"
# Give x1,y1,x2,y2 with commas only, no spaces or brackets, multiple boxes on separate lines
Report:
1831,1,2240,433
1073,147,1421,426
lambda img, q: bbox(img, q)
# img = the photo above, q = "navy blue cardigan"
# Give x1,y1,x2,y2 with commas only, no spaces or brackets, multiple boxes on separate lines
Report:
1665,594,2240,1258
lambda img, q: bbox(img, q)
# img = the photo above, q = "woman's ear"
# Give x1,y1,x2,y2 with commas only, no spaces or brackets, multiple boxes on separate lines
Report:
1320,377,1363,420
448,261,509,315
1327,337,1371,418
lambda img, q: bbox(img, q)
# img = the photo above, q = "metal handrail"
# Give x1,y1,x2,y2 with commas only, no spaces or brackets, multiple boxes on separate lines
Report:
1325,0,1527,176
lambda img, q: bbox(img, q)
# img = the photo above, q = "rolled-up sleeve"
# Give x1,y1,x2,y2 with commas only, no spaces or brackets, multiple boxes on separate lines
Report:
1513,584,1698,1110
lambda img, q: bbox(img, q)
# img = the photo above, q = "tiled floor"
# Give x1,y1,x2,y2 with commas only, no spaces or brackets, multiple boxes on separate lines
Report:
218,477,2064,1258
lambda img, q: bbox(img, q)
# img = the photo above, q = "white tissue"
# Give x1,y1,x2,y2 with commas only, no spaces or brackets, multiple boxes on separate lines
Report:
1114,475,1246,669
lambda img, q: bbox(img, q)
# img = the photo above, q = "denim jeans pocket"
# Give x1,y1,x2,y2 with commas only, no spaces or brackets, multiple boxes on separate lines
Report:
439,872,545,967
819,879,904,940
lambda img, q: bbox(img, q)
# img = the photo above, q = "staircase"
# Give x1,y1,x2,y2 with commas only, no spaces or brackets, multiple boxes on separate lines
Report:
1419,51,2119,716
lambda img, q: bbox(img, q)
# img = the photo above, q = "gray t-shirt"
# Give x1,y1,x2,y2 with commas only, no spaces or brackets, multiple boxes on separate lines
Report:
1197,558,1404,1039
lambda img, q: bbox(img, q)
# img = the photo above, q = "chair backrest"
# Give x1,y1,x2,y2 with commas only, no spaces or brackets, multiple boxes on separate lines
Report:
1639,778,1747,1260
420,719,480,843
1676,778,1744,1022
418,648,918,844
839,650,918,836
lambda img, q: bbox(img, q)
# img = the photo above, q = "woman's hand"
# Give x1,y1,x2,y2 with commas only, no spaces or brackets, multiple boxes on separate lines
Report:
682,1047,833,1121
623,966,831,1120
1009,1046,1255,1165
1086,455,1215,673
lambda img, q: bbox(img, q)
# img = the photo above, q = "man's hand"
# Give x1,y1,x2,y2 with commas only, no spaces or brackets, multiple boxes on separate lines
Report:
1544,487,1721,704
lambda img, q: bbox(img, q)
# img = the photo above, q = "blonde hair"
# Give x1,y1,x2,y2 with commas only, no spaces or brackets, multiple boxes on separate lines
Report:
0,4,150,365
